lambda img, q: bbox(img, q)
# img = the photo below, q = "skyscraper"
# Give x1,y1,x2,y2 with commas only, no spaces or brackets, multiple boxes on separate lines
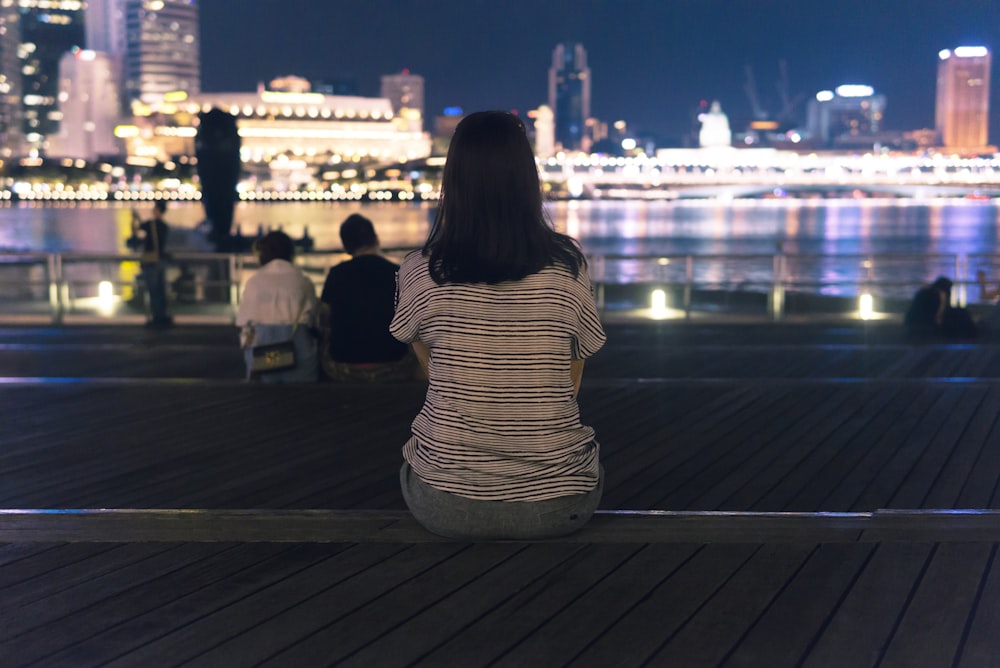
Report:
548,43,590,152
380,69,424,130
0,4,23,156
50,49,122,160
17,0,86,150
123,0,200,105
936,46,992,152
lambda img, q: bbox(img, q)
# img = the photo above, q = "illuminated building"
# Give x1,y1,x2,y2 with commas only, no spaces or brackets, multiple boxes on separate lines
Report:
805,85,886,148
17,0,86,151
380,69,424,131
85,0,125,54
121,86,431,181
123,0,199,104
49,49,122,160
936,46,992,153
548,43,590,151
431,106,462,155
0,3,23,156
532,105,555,158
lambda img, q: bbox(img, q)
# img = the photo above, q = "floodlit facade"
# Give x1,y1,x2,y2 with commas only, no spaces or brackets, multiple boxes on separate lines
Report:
122,88,431,170
123,0,199,104
17,0,86,150
49,49,122,160
549,43,591,151
936,46,992,153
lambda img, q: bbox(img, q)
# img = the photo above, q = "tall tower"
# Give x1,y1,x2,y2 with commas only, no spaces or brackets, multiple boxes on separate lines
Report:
50,50,122,160
548,43,590,152
17,0,86,151
0,4,23,157
936,46,991,152
380,69,424,130
123,0,200,105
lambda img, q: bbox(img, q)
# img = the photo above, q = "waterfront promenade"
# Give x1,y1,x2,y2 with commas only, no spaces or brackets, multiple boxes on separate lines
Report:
3,321,1000,666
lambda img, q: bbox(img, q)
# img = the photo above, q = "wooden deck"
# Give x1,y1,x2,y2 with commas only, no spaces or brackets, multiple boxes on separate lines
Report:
2,322,1000,666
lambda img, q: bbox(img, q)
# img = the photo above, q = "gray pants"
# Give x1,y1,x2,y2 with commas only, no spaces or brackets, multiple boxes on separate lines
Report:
400,461,603,541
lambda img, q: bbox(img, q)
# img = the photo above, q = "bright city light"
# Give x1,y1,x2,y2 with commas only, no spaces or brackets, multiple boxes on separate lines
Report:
859,293,874,320
650,289,668,318
835,84,875,98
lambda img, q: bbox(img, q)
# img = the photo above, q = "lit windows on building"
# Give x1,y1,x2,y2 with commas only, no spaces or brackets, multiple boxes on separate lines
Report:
548,43,591,152
936,46,992,153
124,0,199,104
16,0,85,150
806,85,886,149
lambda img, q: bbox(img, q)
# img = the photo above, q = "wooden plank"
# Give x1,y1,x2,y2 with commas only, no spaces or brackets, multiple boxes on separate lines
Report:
253,543,527,666
0,542,120,591
1,543,290,663
802,542,934,667
615,389,800,509
180,543,466,667
563,544,759,667
415,544,694,667
337,543,591,666
643,387,837,510
955,545,1000,668
720,543,875,666
0,543,179,609
850,387,969,511
926,386,1000,507
642,543,815,666
818,387,958,511
746,384,901,511
688,386,858,511
889,387,990,508
879,542,993,668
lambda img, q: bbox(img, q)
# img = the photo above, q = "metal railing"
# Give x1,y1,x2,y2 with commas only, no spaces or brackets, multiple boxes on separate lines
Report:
1,249,999,324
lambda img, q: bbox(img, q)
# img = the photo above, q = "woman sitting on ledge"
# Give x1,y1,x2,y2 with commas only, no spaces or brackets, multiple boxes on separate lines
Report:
390,111,607,541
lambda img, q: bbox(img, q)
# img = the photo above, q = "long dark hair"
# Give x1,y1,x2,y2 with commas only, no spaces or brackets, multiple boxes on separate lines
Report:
423,110,584,284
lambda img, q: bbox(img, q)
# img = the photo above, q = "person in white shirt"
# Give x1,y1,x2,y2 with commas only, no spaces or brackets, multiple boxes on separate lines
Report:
236,231,319,382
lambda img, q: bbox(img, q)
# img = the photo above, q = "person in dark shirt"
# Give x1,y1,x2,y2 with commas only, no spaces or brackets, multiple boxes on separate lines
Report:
904,275,977,339
129,200,173,328
319,214,416,381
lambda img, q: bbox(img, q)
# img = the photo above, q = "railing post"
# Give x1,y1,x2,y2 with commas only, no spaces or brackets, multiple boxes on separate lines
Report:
956,255,966,306
47,252,63,324
770,253,785,321
229,253,240,315
684,255,693,319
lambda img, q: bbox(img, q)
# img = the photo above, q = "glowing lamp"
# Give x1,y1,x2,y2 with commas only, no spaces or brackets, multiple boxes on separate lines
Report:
859,293,874,320
954,46,988,58
650,289,668,318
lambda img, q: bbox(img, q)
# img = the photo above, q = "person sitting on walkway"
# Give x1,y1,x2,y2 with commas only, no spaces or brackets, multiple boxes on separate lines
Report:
390,110,607,541
318,214,416,382
236,231,319,383
904,275,977,339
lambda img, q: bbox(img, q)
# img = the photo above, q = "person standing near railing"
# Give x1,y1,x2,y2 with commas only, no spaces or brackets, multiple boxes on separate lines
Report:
129,201,173,328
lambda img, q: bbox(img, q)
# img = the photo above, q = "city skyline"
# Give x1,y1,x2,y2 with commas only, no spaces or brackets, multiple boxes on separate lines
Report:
199,0,1000,143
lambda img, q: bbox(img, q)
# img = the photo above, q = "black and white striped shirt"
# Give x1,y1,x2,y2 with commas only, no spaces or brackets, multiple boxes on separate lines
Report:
390,251,607,502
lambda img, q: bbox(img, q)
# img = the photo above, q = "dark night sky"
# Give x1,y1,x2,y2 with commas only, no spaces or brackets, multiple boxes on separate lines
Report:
199,0,1000,142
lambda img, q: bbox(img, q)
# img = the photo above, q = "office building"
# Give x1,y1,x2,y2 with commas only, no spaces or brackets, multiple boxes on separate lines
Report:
805,85,886,148
0,4,23,156
533,105,555,158
936,46,992,153
123,0,199,105
548,43,591,152
49,49,122,160
380,69,424,131
17,0,86,150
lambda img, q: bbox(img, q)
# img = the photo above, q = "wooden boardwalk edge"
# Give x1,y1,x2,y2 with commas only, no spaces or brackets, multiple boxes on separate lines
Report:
4,508,1000,543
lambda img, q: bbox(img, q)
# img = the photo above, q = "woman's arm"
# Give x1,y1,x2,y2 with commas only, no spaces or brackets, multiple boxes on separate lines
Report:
571,359,585,398
411,339,430,380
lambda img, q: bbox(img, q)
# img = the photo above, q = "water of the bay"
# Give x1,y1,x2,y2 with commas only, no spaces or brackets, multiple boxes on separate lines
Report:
2,197,999,298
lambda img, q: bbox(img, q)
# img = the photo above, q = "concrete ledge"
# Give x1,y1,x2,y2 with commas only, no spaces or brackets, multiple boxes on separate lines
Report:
3,508,1000,544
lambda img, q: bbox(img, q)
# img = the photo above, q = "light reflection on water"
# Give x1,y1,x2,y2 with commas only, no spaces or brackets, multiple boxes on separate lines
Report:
1,198,998,298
